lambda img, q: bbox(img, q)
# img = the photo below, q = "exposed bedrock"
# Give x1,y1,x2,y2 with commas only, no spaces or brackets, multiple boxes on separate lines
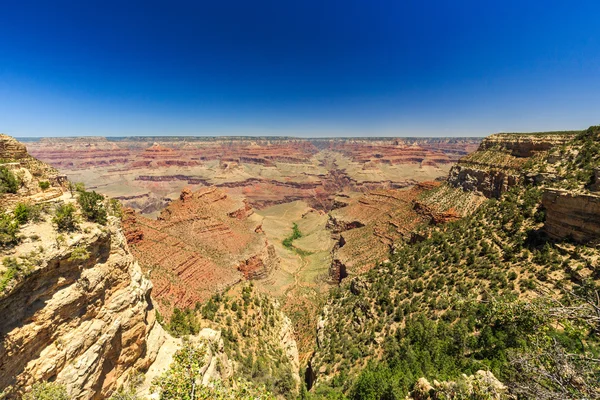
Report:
478,133,573,157
123,187,281,315
447,165,520,199
448,132,575,198
0,225,163,400
542,189,600,244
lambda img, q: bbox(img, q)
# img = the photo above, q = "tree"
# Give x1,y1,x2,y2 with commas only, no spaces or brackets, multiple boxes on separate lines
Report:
0,166,19,194
77,189,107,225
53,203,78,232
151,340,207,400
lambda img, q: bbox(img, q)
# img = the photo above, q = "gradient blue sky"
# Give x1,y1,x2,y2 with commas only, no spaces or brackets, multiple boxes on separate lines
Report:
1,0,599,137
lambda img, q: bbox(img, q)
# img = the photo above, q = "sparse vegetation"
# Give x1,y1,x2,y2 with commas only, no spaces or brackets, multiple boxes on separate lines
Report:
0,166,19,194
13,202,42,224
22,382,69,400
283,222,302,249
77,189,108,225
53,203,79,232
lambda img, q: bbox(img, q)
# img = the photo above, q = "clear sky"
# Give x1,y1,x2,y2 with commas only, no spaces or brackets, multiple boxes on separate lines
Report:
1,0,599,137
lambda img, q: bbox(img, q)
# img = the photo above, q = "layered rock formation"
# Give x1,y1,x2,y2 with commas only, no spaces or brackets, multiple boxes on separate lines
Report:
542,189,600,243
0,135,162,399
448,132,575,198
327,186,432,278
123,187,279,315
25,136,481,214
139,328,233,399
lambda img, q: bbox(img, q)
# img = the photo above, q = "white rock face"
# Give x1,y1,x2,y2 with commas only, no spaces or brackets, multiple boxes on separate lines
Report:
139,328,234,399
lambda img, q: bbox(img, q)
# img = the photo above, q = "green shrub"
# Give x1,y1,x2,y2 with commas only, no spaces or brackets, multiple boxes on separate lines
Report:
0,166,19,194
53,203,79,232
22,382,69,400
69,246,90,261
283,223,302,249
0,211,19,246
38,181,50,191
13,202,32,224
77,189,107,225
0,257,20,293
168,307,199,337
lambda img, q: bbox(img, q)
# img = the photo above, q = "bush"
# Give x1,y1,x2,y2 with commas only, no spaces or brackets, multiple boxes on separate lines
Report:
69,246,90,261
77,190,107,225
38,181,50,191
53,203,79,232
13,202,33,224
168,307,199,337
0,211,19,246
22,382,69,400
0,166,19,194
0,257,20,293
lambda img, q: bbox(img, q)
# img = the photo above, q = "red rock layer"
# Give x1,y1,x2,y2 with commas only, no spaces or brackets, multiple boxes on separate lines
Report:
123,187,278,314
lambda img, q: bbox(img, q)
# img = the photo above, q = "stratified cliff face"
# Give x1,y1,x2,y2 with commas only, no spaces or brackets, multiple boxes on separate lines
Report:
448,132,574,198
123,186,279,316
25,136,480,215
0,135,162,399
477,133,574,157
542,189,600,243
0,224,163,399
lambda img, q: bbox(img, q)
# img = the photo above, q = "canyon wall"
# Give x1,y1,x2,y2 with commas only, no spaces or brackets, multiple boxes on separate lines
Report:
123,186,280,316
448,132,575,198
0,135,162,399
24,136,481,215
542,189,600,243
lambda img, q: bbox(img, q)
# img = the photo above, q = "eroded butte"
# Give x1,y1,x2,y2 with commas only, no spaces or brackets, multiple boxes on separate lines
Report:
25,137,480,215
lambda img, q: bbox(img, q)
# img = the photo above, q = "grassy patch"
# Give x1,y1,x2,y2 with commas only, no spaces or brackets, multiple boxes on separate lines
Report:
283,223,302,249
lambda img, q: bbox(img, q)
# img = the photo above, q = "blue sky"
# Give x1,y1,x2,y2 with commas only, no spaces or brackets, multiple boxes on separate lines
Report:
1,0,599,137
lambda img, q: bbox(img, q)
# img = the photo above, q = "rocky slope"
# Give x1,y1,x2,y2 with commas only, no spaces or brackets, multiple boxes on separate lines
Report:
308,128,600,399
0,135,163,399
327,182,484,281
123,186,279,316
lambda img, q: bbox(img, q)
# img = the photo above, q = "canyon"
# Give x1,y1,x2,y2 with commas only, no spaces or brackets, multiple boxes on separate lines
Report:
24,137,480,215
2,128,598,399
24,136,481,364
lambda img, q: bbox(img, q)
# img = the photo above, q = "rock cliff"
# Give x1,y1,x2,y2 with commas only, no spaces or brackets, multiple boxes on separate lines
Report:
447,132,574,198
0,135,162,399
542,189,600,243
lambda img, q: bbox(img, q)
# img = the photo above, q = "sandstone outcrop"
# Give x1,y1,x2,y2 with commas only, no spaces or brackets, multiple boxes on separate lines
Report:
407,370,509,400
139,328,233,399
542,189,600,243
